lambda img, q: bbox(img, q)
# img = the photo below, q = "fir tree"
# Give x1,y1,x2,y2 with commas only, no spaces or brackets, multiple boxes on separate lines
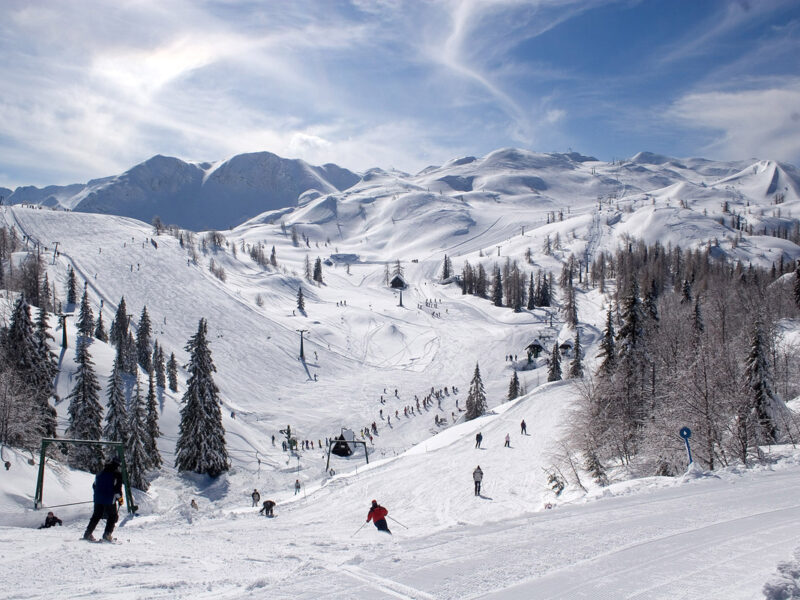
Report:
109,297,129,347
526,272,535,310
40,272,51,312
154,342,166,389
66,265,78,306
476,264,488,298
465,363,487,420
175,319,229,476
547,343,562,382
596,308,616,377
76,284,94,338
507,370,520,401
297,287,305,313
167,352,178,392
122,332,138,375
270,245,277,267
313,257,323,283
94,310,108,342
304,254,312,280
569,330,584,379
441,255,452,280
65,340,104,472
744,319,785,443
136,306,153,372
491,266,503,306
794,263,800,309
103,349,128,444
125,375,151,490
145,370,162,470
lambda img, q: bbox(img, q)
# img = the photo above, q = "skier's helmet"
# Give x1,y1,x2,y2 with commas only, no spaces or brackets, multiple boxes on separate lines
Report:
371,499,378,506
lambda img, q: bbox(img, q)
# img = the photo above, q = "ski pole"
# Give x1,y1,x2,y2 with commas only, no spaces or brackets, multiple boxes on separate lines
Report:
387,516,408,529
352,521,368,537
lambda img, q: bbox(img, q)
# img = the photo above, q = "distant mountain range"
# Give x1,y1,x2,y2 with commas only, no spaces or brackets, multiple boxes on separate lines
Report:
3,148,799,234
1,152,360,231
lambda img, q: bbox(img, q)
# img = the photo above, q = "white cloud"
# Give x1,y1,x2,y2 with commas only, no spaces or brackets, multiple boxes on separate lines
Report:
668,82,800,163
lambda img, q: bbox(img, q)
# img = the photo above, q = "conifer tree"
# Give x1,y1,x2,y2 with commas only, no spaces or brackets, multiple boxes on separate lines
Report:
465,363,487,420
547,343,562,382
527,272,536,310
154,342,166,389
744,319,785,443
7,297,57,437
175,319,229,476
66,265,78,306
297,287,305,313
441,255,452,280
109,297,129,347
476,264,488,298
270,246,277,267
40,272,51,312
103,349,127,444
507,370,520,401
794,263,800,309
123,332,138,375
145,370,162,470
167,352,178,392
491,266,503,307
304,255,312,280
313,257,323,283
136,306,152,372
569,330,584,378
125,375,151,490
596,308,616,377
76,284,94,338
65,339,104,472
94,310,108,342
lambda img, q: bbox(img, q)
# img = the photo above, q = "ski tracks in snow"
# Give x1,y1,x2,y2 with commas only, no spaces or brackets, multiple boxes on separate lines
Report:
340,564,437,600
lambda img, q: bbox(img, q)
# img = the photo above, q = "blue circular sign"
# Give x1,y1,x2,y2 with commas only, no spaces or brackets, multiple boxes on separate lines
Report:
679,427,692,439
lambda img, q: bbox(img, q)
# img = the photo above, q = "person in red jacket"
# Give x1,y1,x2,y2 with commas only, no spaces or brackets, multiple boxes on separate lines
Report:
366,499,391,534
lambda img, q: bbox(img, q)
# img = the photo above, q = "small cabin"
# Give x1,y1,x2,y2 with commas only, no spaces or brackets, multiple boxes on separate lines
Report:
389,273,408,289
559,340,573,358
526,339,545,360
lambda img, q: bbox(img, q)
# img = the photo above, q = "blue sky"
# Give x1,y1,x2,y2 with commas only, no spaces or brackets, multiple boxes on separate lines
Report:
1,0,799,188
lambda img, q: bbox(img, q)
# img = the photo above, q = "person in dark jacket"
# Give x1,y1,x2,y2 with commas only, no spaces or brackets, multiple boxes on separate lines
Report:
473,465,483,496
475,432,483,448
259,499,276,517
366,499,391,534
251,489,261,507
83,456,123,541
39,511,62,529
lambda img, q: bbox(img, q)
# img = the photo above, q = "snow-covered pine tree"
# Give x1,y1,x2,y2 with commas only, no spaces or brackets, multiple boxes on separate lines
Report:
491,266,503,307
304,254,312,280
794,263,800,309
507,370,520,401
136,306,152,372
123,331,138,375
296,287,305,313
527,272,536,310
103,348,127,444
94,310,108,342
40,272,51,312
596,308,616,377
313,257,323,283
66,265,78,306
125,375,151,491
744,319,786,444
692,296,704,336
154,342,166,389
174,318,229,477
7,297,57,438
145,370,162,470
109,296,129,346
65,338,104,472
270,245,277,267
547,342,562,382
680,279,692,304
167,352,178,392
563,279,578,328
569,330,584,378
465,363,487,420
76,283,94,338
441,255,452,280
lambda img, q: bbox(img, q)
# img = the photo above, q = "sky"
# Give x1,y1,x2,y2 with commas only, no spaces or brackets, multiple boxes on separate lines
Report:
1,0,799,189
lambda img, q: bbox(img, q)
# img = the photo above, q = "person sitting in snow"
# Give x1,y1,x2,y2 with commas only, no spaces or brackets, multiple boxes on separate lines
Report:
259,500,276,517
366,500,391,534
38,511,62,529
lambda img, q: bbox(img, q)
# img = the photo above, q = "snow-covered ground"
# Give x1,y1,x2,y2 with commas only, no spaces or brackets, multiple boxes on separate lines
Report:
1,147,800,598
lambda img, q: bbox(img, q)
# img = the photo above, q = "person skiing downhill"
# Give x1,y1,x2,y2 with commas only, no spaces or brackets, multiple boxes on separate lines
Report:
366,500,392,534
473,465,483,496
475,432,483,448
83,456,123,541
520,419,527,435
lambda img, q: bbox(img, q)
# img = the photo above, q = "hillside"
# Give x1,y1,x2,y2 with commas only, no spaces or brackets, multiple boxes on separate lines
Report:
1,146,800,598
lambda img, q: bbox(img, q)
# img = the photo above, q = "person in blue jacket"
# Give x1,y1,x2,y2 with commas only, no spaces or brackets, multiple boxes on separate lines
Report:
83,456,123,541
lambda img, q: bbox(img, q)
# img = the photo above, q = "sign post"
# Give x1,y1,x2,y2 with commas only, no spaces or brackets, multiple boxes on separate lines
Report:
679,427,693,465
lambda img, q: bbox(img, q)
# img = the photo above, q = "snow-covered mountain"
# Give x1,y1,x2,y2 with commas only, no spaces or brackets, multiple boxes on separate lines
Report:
1,146,800,598
4,152,360,231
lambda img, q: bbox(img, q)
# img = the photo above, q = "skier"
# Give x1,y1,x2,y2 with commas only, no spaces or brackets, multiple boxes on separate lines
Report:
475,432,483,448
473,465,483,496
251,489,261,507
520,419,527,435
294,479,301,495
190,499,199,510
259,500,276,517
38,511,62,529
504,434,511,448
366,499,391,534
83,456,123,541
